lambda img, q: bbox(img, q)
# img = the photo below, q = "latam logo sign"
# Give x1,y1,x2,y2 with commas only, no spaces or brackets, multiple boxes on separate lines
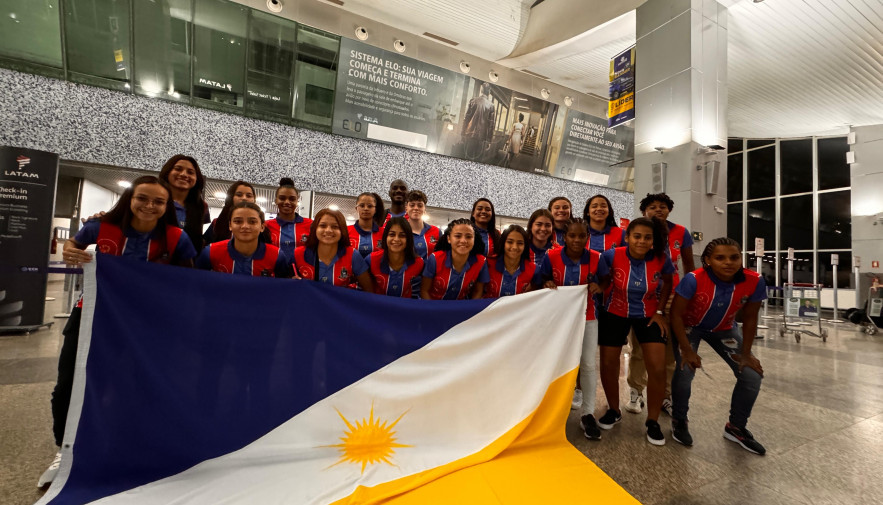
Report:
198,78,233,92
4,154,39,179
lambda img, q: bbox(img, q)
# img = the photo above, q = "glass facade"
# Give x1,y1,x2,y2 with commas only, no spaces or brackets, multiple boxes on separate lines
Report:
133,0,192,101
0,0,63,74
64,0,131,90
728,137,852,288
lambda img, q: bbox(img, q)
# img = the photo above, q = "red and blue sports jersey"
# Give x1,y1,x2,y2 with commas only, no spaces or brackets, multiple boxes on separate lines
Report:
540,247,608,320
74,220,196,264
383,210,408,227
587,225,623,253
368,251,424,298
412,223,440,259
676,267,767,331
266,215,312,259
347,222,384,258
173,201,211,229
423,250,490,300
666,220,693,278
528,240,559,268
483,258,537,299
292,245,368,288
475,227,497,258
553,228,566,247
196,240,290,277
602,246,676,318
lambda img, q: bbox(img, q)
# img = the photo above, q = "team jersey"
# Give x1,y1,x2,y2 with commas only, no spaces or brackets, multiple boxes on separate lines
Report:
666,220,693,279
412,222,440,259
368,251,424,298
266,215,312,259
423,250,490,300
588,225,623,253
347,222,384,258
73,220,196,264
676,267,767,332
483,258,537,299
173,201,210,229
196,239,290,277
383,210,407,227
602,246,676,318
475,227,497,258
527,240,558,268
540,247,608,320
292,245,368,288
553,228,566,247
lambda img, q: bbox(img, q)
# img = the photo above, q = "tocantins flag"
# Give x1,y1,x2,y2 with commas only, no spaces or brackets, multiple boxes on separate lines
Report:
38,254,637,504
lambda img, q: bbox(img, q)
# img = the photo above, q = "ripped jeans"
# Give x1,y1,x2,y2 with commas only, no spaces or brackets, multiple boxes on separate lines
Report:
671,326,762,429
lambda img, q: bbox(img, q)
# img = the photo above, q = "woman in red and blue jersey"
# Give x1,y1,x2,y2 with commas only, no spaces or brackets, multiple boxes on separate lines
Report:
406,190,440,260
292,209,373,291
548,196,574,246
538,218,608,441
669,237,767,455
203,180,272,246
470,198,501,258
583,194,623,253
347,192,386,259
484,225,537,299
640,192,695,284
368,217,424,298
526,209,558,268
197,202,291,278
159,154,209,252
265,177,312,260
421,218,489,300
49,176,196,480
597,217,675,446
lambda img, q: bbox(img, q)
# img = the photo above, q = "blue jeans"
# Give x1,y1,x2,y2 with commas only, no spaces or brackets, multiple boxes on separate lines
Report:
671,326,762,429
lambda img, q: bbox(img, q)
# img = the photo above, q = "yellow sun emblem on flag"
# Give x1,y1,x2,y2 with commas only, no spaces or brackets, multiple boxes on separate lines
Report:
324,403,411,474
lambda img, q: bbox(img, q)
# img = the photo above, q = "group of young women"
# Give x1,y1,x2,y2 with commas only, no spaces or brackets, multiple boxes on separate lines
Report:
44,154,768,486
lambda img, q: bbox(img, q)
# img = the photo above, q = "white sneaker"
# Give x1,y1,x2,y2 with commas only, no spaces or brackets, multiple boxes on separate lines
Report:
571,389,583,410
661,397,673,417
37,451,62,488
624,387,644,413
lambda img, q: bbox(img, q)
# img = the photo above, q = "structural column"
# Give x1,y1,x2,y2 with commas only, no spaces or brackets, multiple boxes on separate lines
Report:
634,0,728,254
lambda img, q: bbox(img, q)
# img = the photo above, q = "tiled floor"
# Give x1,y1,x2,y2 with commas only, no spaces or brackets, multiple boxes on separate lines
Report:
2,282,882,504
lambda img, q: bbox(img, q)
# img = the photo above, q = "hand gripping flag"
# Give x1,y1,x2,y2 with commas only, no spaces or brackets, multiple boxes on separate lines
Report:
39,254,638,505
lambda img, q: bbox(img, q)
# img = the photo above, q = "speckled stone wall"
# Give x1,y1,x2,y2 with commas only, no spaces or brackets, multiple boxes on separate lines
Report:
0,68,633,219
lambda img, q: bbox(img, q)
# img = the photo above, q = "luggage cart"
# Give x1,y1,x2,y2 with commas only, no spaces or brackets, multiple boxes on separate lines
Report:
861,285,882,335
781,283,828,343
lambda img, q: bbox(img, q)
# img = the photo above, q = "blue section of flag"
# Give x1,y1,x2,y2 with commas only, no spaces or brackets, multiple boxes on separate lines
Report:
50,255,492,505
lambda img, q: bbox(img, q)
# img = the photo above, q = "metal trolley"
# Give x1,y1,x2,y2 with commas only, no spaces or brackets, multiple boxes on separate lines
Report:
781,283,828,343
861,285,883,335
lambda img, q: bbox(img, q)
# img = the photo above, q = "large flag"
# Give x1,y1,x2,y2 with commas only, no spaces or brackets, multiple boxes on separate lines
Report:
39,255,637,504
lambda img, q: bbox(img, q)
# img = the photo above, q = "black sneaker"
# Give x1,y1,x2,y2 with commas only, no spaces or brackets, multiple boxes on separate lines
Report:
723,423,766,455
671,419,693,446
580,414,601,440
597,409,622,430
646,419,665,446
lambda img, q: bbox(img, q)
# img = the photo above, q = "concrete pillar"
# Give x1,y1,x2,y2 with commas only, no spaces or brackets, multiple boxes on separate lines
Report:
633,0,728,252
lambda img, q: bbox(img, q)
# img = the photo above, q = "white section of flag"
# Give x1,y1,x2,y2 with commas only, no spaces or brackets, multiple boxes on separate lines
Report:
91,286,587,505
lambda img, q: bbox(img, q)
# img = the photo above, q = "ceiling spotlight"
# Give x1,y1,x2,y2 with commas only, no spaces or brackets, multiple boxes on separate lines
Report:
214,191,226,199
459,61,471,73
488,71,499,83
393,39,406,53
266,0,283,13
117,180,131,188
256,196,267,203
346,215,355,221
355,26,368,40
540,88,551,99
329,204,339,211
563,96,573,107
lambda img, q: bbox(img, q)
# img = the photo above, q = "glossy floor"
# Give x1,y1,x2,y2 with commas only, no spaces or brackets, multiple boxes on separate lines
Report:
1,285,881,505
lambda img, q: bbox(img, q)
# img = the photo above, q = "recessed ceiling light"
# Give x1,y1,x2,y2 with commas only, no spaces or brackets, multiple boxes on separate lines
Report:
214,191,226,199
256,196,267,203
117,181,131,188
564,96,573,107
393,40,406,53
488,71,499,82
540,88,551,99
459,61,471,73
355,27,368,40
346,215,355,221
329,204,339,211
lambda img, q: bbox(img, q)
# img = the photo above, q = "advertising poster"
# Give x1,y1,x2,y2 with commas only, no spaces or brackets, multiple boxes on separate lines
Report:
333,38,559,175
553,110,634,186
608,47,635,128
0,147,59,328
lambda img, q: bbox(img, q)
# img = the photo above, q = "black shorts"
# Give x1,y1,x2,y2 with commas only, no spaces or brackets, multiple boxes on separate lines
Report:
599,310,667,347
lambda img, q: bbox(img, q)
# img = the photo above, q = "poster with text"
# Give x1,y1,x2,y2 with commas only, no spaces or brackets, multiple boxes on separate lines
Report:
553,110,634,187
0,147,59,328
608,47,635,128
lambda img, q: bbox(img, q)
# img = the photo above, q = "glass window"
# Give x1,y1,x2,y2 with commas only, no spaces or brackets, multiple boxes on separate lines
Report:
779,139,812,195
747,199,775,251
246,10,296,119
747,145,775,199
747,139,774,149
818,190,851,249
64,0,131,90
818,137,850,190
727,152,743,202
747,253,776,287
293,25,339,128
727,138,743,154
193,0,247,108
817,251,853,289
133,0,192,101
779,251,814,285
727,203,743,246
0,0,62,71
780,195,813,250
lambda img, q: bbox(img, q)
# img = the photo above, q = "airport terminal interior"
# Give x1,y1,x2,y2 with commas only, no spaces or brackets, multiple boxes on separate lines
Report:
2,0,883,504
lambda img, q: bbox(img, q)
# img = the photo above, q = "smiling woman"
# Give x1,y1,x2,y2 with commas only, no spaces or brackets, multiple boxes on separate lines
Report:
196,202,291,277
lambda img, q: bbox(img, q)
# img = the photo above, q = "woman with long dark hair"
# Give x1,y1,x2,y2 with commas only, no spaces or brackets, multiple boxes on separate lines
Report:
548,196,574,246
421,218,489,300
203,180,271,245
197,202,290,277
347,192,386,258
484,225,536,298
292,209,373,292
368,217,424,297
470,197,501,258
159,154,209,251
526,208,558,267
583,194,622,253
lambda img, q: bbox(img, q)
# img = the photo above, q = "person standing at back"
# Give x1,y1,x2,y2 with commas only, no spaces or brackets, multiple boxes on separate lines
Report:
387,179,409,220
